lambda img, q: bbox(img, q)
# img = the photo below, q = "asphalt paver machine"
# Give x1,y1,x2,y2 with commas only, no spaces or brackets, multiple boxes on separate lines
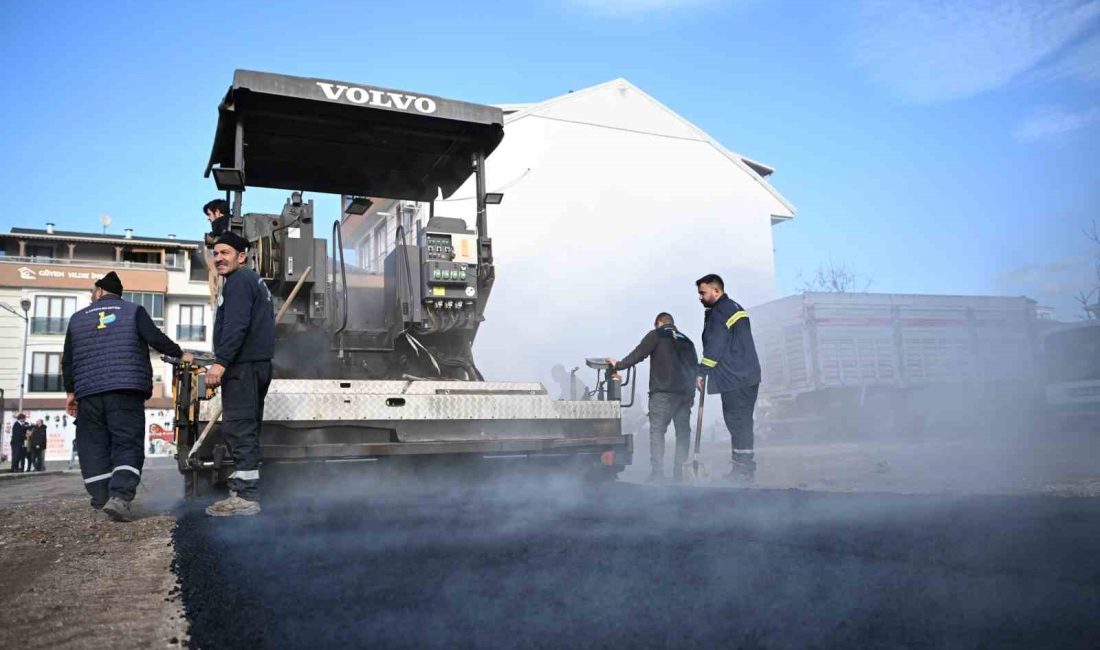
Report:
172,71,633,495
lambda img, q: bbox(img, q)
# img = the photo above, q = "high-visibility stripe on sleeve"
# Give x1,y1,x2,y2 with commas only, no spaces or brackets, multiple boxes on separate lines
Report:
701,357,718,368
726,311,748,329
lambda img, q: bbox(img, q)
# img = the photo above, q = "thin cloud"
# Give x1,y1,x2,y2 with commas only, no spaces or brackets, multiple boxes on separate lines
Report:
567,0,710,14
852,0,1100,103
1035,32,1100,82
1013,106,1100,141
995,255,1096,304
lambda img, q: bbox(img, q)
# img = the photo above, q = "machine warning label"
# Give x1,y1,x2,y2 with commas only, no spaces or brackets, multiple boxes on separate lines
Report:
287,227,301,239
433,286,446,296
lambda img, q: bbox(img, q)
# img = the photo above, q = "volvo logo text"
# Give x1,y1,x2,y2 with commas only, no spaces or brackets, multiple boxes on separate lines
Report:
315,82,438,114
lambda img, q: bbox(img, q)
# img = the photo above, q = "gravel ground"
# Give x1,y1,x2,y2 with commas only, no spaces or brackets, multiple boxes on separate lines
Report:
175,468,1100,649
0,468,188,649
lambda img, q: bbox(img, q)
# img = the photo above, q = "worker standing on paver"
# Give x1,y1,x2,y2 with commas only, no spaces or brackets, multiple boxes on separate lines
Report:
203,232,275,517
63,272,192,521
695,274,762,482
203,198,231,308
608,312,698,483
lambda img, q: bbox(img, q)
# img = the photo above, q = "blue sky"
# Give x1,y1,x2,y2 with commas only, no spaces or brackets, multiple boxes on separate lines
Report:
1,0,1097,318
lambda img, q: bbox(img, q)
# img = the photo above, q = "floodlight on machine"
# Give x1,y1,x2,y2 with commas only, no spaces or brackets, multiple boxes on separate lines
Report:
212,167,246,192
484,192,504,205
345,197,373,215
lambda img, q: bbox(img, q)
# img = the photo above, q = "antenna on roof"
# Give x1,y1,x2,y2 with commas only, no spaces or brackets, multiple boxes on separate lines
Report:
100,214,111,235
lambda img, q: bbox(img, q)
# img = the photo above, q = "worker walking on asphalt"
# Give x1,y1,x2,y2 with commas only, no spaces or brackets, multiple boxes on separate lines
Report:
608,312,698,483
695,274,762,482
63,272,193,521
203,232,274,517
10,413,28,473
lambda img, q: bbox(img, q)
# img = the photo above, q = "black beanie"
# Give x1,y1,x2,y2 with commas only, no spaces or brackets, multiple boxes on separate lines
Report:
95,271,124,295
216,231,250,253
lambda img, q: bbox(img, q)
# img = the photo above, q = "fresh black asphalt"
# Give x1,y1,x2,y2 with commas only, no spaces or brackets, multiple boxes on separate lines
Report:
174,469,1100,649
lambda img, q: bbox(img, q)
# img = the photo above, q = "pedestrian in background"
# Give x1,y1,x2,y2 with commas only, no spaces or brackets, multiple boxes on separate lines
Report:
10,414,28,472
30,419,47,471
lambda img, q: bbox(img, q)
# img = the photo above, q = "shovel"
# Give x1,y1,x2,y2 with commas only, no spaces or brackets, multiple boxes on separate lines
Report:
681,377,710,484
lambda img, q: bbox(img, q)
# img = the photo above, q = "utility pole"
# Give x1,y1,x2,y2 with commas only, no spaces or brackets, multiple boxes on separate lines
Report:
1,300,32,417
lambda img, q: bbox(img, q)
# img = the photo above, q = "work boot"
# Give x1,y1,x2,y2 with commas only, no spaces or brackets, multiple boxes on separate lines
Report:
725,456,757,485
102,497,134,522
645,468,666,484
205,491,261,517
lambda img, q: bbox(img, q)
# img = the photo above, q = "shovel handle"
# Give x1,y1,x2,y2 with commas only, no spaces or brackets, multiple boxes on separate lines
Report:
693,377,706,455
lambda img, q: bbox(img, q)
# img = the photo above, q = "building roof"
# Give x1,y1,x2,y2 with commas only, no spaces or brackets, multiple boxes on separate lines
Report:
5,227,201,249
502,78,796,219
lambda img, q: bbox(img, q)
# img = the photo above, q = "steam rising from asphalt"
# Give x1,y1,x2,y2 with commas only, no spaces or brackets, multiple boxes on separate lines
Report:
174,460,1100,649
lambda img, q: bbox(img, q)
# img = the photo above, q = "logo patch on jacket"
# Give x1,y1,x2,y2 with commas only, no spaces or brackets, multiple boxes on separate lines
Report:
96,311,117,329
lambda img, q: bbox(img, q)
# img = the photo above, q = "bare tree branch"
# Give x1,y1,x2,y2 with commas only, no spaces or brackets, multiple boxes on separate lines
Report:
797,260,873,293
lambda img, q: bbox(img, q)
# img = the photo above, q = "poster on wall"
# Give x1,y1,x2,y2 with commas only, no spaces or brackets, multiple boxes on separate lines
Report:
3,409,176,464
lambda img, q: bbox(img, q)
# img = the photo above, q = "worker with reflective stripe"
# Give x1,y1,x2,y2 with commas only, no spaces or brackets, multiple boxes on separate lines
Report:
204,231,275,517
62,272,193,521
695,273,762,481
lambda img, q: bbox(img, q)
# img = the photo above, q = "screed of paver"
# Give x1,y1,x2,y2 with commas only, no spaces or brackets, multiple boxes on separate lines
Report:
0,470,187,649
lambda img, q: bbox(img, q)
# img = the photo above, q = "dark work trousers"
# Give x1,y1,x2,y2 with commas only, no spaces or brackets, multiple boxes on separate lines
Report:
648,391,693,476
221,361,271,501
10,444,25,473
31,447,45,471
76,391,146,507
720,384,760,470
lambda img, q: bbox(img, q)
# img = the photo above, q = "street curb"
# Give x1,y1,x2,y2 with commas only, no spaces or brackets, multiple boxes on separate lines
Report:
0,470,67,481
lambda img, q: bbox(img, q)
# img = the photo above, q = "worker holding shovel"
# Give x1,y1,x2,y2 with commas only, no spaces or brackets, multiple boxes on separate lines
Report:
695,274,762,483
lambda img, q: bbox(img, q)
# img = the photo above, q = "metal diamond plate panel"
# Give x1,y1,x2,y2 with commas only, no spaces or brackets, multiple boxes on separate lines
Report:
200,380,619,422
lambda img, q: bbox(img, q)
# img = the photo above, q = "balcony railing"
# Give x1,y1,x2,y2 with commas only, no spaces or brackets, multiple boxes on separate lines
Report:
177,324,207,341
0,255,177,271
30,317,69,334
28,374,64,392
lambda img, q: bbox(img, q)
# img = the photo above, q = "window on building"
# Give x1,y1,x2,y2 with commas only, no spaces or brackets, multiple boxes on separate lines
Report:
371,222,387,271
31,296,76,334
26,244,54,259
29,352,63,392
164,250,184,270
122,249,159,265
123,291,164,328
177,304,206,341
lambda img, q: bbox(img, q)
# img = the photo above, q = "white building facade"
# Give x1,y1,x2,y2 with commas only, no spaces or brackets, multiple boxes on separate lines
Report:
342,78,796,389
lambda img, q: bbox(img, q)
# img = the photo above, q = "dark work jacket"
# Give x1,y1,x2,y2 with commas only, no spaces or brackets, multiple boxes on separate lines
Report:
10,421,28,446
214,267,275,367
30,425,47,450
63,295,183,399
614,325,698,394
698,294,761,394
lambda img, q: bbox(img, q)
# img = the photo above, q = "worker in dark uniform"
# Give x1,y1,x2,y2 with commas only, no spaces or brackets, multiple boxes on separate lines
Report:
203,198,231,307
203,198,231,242
204,231,274,517
63,272,192,521
608,312,698,483
695,274,762,482
10,413,28,473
